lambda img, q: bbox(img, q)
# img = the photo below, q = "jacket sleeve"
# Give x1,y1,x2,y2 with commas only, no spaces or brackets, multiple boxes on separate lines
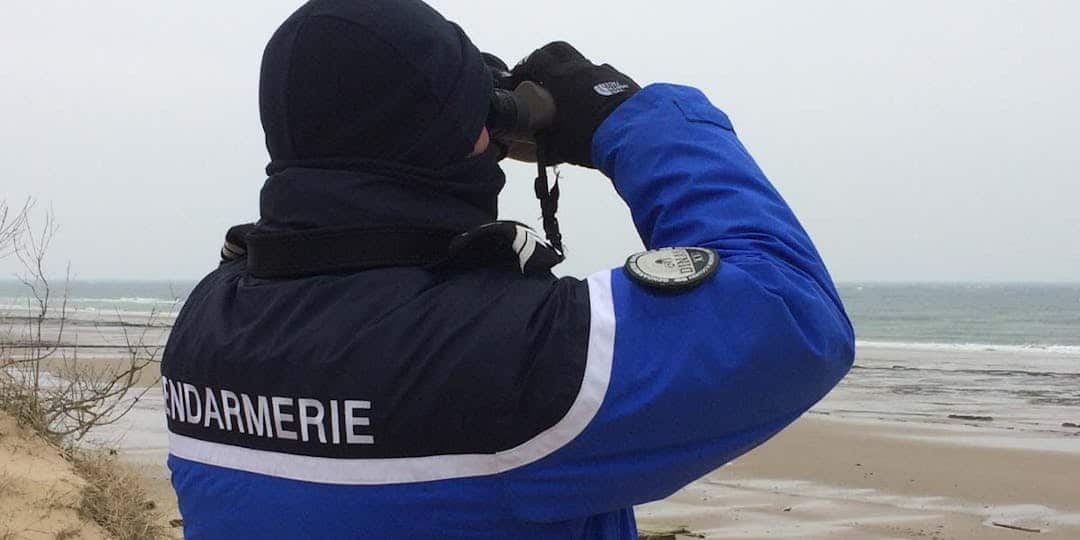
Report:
503,84,855,522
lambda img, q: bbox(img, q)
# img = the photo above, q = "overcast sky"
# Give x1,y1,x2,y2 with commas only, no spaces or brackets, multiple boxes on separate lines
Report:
2,1,1078,282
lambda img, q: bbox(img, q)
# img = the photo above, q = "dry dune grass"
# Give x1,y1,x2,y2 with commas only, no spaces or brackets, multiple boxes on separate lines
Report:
74,453,166,540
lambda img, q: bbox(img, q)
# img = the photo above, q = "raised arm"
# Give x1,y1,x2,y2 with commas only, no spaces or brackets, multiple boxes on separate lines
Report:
503,45,854,522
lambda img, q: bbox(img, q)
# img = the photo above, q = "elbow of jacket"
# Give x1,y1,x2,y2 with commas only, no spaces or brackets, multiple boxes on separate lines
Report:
797,301,856,407
735,257,855,397
823,317,856,386
720,260,857,419
750,276,856,415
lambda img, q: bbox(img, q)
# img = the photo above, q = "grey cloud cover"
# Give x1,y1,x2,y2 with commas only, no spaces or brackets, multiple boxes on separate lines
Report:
2,0,1077,281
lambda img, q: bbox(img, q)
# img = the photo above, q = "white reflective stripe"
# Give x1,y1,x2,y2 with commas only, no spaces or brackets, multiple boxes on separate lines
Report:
511,225,528,254
512,224,540,272
168,270,616,486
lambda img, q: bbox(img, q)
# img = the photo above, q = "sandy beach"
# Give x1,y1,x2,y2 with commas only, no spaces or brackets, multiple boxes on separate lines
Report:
639,414,1080,539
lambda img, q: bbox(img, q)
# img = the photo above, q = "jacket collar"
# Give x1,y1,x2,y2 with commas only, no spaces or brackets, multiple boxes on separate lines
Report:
256,151,506,234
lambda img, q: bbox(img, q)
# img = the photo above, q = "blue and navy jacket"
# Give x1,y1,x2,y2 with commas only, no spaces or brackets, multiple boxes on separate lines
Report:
162,84,854,539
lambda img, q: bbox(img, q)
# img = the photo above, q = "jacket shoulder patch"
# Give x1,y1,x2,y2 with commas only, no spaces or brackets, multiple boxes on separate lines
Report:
624,247,720,290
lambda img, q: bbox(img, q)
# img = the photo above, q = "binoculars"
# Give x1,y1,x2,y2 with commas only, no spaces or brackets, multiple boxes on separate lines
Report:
483,53,556,161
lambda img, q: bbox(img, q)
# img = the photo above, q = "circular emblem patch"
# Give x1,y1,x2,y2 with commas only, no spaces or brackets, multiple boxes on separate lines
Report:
624,247,720,290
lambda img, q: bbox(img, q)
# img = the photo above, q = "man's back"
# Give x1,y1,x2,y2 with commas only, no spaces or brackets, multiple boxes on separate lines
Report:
163,1,854,537
165,261,638,539
164,83,854,539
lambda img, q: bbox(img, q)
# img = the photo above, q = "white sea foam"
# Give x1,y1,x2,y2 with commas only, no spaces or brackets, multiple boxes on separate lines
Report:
69,296,181,305
0,299,182,319
857,339,1080,357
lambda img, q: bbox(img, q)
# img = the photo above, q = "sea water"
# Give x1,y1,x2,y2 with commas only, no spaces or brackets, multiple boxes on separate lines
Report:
830,283,1080,433
840,282,1080,353
0,279,192,320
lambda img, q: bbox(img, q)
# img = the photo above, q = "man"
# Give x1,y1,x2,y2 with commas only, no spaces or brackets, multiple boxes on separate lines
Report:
161,0,854,538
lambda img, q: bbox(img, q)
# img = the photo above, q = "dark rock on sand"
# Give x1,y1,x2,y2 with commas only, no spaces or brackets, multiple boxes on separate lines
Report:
948,415,993,422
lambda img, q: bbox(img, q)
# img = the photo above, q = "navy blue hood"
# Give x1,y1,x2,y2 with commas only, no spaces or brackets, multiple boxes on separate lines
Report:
259,0,493,170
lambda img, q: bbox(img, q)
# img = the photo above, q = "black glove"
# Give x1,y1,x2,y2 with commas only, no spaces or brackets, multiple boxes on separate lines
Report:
511,42,640,168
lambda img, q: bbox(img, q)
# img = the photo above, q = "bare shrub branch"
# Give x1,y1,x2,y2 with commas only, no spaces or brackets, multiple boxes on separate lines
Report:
0,198,30,261
0,203,164,443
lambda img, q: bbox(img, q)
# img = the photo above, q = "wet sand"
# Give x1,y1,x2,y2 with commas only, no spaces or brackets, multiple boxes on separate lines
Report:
638,414,1080,539
819,344,1080,435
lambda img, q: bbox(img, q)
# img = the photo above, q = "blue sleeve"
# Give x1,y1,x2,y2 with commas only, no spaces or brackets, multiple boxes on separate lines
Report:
504,84,855,522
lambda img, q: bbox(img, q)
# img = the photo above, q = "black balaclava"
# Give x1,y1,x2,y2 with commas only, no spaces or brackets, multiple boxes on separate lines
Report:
259,0,494,171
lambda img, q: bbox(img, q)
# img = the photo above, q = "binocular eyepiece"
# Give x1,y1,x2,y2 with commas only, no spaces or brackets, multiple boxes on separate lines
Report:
483,53,557,145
